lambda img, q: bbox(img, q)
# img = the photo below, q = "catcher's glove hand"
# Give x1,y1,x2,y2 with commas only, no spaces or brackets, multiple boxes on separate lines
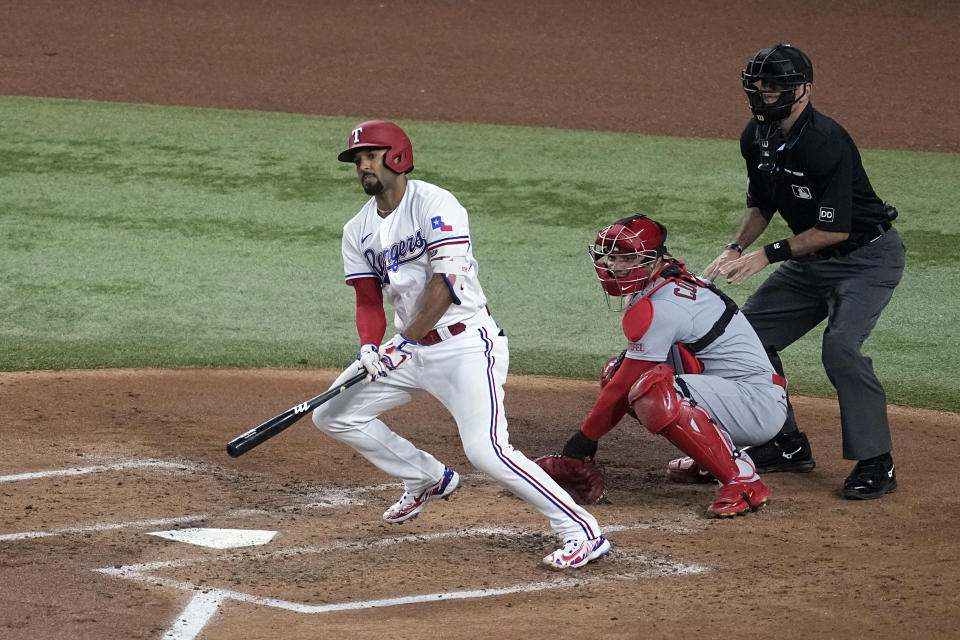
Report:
534,454,607,505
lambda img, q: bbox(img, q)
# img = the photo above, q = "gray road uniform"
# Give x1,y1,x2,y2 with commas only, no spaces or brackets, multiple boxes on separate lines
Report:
624,266,787,447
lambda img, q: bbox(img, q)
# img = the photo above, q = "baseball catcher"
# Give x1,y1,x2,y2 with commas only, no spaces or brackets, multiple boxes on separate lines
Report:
543,214,789,517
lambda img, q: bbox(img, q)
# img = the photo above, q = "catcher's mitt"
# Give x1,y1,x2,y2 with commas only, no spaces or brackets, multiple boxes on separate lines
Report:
534,455,607,505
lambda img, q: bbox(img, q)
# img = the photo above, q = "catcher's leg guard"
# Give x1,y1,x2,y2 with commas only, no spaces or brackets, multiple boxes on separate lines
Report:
627,364,739,485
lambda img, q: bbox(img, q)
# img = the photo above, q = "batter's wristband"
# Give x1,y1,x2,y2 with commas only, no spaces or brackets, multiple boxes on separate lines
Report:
763,239,793,263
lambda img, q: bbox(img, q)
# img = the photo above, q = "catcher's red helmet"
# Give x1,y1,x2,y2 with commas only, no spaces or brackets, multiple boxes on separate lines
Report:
337,120,414,174
590,214,668,297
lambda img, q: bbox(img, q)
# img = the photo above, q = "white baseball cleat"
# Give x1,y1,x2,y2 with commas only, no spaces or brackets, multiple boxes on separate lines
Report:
382,467,461,523
543,536,610,569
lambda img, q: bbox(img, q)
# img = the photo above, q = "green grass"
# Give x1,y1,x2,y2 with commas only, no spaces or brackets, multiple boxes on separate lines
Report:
2,96,958,411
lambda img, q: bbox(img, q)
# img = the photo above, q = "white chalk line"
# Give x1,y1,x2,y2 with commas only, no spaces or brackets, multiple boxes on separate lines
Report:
5,456,709,640
163,590,226,640
0,480,400,542
0,511,268,542
0,458,205,483
0,458,383,541
1,461,701,542
95,524,708,639
98,524,692,576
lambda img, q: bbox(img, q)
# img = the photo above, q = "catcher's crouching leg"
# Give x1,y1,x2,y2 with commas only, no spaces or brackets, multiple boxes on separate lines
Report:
628,364,770,517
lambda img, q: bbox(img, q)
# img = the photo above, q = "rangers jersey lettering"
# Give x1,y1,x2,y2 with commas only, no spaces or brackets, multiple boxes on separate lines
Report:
342,180,487,332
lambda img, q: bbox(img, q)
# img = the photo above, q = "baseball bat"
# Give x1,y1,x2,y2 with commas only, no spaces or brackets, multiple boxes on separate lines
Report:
226,371,367,457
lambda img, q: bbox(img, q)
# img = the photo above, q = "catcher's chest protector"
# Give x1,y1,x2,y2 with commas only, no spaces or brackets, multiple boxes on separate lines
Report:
623,268,738,355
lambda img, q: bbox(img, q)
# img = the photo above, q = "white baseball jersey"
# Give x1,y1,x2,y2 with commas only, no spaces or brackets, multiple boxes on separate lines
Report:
315,178,603,545
623,271,786,446
342,179,487,332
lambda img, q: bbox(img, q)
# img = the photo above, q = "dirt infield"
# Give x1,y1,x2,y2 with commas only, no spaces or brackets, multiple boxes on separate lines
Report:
2,3,959,640
3,369,960,640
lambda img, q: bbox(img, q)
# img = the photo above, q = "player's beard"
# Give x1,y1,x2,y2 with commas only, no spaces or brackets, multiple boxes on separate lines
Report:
361,174,384,196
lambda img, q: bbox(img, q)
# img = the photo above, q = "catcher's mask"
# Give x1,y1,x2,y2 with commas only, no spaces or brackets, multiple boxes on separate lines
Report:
742,44,813,124
337,120,414,174
590,214,667,304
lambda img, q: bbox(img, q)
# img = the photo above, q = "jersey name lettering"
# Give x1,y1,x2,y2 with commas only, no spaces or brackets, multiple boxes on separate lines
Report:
673,279,698,300
364,230,427,280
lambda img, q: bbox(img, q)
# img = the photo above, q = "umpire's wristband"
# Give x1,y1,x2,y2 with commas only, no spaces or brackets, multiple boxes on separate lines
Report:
763,239,793,263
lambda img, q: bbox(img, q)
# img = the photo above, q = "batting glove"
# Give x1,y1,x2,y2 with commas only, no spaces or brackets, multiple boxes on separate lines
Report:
357,343,386,381
380,333,418,371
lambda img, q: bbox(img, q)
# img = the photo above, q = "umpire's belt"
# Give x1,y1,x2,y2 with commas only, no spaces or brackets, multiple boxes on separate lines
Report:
801,220,891,261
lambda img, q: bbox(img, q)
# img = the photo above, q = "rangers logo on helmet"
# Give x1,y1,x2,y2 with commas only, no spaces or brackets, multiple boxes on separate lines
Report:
337,120,414,174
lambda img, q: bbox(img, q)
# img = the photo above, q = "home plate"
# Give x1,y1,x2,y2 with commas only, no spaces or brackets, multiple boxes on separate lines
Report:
148,528,277,549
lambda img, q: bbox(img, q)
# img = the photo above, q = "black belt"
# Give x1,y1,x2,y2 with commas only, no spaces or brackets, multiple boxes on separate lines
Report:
800,220,891,261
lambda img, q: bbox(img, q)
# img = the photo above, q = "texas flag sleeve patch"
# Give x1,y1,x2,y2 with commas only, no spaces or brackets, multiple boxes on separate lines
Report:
431,216,453,232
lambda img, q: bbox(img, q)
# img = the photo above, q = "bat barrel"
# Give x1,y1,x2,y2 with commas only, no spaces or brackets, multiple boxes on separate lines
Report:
225,371,367,457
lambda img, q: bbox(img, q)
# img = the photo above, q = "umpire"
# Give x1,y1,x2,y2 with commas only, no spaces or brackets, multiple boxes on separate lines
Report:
702,43,905,500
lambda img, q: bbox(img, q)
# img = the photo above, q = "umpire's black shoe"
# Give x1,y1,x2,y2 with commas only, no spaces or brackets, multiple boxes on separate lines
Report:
746,430,816,473
843,454,897,500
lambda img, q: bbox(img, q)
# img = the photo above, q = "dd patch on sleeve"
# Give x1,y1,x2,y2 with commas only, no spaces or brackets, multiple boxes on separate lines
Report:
819,207,835,223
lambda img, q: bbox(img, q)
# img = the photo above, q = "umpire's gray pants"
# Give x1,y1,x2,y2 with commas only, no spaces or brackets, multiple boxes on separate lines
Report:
742,228,906,460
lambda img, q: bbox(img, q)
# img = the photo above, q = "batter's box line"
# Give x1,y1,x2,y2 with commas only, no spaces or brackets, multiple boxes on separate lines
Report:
0,456,408,542
0,459,705,542
94,524,708,640
0,458,208,483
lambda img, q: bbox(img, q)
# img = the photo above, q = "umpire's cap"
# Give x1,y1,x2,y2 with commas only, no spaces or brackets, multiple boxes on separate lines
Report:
743,44,813,85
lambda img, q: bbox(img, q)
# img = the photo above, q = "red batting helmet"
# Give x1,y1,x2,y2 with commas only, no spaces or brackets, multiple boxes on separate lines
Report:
590,214,668,297
337,120,414,174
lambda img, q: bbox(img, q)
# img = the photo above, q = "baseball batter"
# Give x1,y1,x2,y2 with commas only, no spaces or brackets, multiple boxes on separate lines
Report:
558,214,788,517
312,120,609,568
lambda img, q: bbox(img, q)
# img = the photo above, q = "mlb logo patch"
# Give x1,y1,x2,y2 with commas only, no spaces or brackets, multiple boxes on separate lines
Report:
819,207,835,223
791,184,812,199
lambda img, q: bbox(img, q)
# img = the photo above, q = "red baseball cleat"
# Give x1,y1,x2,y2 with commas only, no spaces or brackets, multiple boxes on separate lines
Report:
708,479,771,517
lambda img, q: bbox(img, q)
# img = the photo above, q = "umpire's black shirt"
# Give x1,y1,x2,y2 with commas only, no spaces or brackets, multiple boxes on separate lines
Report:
740,104,890,241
